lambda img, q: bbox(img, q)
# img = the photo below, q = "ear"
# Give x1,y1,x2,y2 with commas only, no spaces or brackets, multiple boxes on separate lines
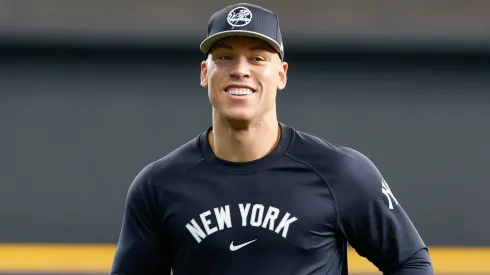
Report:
200,60,208,88
277,61,288,91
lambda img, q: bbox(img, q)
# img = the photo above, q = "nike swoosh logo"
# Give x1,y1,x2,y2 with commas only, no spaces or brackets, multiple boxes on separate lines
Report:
229,239,257,251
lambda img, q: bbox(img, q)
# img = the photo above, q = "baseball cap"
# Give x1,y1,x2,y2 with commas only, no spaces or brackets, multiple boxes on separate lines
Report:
200,3,284,60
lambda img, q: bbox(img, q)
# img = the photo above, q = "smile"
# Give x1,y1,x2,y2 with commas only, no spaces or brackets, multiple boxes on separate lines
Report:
226,88,254,96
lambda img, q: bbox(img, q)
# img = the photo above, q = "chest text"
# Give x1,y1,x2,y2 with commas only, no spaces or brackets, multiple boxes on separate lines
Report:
185,203,298,243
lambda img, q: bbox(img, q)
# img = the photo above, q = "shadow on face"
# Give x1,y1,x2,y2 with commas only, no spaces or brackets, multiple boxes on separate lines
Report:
200,36,288,92
207,36,280,62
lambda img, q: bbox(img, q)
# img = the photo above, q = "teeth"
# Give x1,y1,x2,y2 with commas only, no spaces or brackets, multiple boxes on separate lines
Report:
226,88,253,95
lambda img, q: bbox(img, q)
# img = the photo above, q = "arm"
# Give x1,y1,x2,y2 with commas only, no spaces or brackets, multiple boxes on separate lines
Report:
333,149,433,274
382,248,432,275
110,165,171,275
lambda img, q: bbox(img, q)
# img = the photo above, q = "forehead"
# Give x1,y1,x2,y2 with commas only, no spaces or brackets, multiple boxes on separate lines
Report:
210,36,276,52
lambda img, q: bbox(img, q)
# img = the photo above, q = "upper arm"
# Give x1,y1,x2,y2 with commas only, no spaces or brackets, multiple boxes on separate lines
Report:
110,165,171,275
332,149,428,272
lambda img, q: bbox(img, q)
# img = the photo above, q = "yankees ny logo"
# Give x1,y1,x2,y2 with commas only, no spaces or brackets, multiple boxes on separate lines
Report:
381,179,398,209
227,7,252,28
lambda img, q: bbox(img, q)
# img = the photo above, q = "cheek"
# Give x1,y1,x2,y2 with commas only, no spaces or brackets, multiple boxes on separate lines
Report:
207,67,218,89
207,68,223,101
262,67,273,78
260,67,278,89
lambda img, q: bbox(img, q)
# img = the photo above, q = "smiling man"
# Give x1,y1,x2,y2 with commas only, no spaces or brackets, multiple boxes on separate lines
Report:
109,3,433,275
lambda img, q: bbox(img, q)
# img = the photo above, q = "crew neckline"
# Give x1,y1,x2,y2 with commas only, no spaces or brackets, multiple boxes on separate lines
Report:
198,122,293,174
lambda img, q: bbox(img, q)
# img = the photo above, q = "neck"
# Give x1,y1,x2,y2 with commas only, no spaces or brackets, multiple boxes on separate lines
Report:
209,111,281,162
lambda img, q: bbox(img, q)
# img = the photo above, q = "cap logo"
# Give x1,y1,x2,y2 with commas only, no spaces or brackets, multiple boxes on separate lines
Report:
227,7,252,29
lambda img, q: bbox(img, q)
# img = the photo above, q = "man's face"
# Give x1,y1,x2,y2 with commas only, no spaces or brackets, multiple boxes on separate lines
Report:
200,36,288,124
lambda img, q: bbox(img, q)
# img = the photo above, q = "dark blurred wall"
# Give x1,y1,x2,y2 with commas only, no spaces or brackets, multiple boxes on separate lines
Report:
2,0,490,51
1,47,489,246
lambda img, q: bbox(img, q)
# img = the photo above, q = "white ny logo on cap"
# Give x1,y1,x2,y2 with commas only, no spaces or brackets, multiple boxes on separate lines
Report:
227,7,253,28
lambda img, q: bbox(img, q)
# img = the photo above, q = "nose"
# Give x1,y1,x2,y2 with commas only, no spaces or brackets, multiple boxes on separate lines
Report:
229,56,251,79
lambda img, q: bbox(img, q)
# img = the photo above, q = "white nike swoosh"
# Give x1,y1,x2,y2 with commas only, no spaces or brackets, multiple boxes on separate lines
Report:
229,239,257,251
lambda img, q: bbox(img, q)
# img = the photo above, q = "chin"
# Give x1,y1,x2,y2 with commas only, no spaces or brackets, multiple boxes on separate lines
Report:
225,113,254,123
219,109,256,126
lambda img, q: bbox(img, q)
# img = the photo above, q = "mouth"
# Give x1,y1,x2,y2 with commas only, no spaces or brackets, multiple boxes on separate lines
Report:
225,86,256,97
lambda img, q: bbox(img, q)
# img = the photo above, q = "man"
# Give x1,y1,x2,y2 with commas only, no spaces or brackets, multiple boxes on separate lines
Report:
110,3,433,275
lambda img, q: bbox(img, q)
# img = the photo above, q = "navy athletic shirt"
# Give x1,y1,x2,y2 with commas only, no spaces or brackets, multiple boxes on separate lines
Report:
110,123,432,275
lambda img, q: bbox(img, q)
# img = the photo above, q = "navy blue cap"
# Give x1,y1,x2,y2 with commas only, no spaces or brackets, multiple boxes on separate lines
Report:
200,3,284,60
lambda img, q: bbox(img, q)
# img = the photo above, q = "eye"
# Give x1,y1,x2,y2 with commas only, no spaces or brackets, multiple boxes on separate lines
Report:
218,55,232,60
251,56,266,62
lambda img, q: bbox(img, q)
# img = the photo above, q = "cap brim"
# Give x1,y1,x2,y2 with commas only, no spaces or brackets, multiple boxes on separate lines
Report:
200,30,282,56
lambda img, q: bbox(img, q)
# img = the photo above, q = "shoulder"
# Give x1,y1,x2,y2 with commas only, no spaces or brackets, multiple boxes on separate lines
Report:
129,133,205,196
286,127,383,194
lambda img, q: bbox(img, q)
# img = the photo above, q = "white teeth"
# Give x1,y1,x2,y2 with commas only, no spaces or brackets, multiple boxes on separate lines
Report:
226,88,253,95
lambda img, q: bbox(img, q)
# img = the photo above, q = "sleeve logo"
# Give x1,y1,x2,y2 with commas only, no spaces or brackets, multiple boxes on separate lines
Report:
381,179,399,210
